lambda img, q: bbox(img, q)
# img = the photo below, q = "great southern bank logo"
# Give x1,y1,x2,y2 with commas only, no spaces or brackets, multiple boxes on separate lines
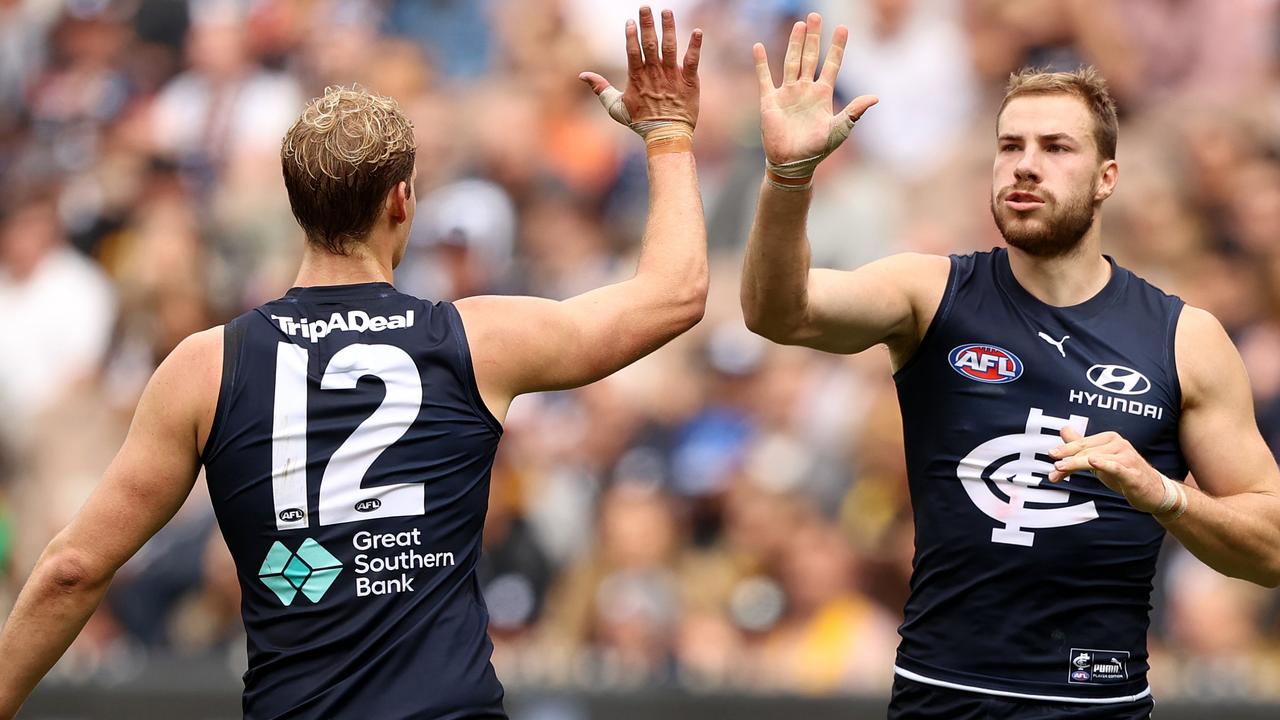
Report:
949,343,1023,384
259,538,344,606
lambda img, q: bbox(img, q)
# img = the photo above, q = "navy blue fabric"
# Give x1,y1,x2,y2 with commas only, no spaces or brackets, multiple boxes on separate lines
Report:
888,675,1154,719
893,248,1185,701
202,282,506,720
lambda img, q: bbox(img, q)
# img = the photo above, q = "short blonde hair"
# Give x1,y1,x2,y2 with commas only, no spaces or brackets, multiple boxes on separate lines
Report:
999,66,1118,160
281,86,416,255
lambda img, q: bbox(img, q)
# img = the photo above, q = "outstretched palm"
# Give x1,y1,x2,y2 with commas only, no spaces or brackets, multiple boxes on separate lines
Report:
755,14,877,166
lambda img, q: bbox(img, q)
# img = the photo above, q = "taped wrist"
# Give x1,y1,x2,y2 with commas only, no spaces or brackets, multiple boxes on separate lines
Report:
597,87,694,155
764,112,858,191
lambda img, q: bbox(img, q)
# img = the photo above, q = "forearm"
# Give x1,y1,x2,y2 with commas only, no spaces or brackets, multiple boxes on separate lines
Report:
0,556,112,717
634,149,708,314
1162,485,1280,587
741,180,815,339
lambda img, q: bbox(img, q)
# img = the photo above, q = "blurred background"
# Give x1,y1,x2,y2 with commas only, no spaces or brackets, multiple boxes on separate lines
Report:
2,0,1280,717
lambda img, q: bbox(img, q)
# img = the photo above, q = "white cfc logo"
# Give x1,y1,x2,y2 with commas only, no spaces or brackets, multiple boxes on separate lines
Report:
957,407,1099,546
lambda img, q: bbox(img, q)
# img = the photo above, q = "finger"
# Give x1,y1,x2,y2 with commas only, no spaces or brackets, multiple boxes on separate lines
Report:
752,42,774,94
1088,454,1136,482
839,94,878,123
799,12,822,81
818,24,848,86
782,21,805,83
660,8,677,68
639,6,659,66
578,72,612,96
1051,455,1094,480
1060,425,1084,444
1051,429,1111,458
625,20,642,75
683,29,703,79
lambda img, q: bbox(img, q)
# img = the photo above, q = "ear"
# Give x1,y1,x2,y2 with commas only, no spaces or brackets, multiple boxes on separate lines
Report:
1094,159,1118,203
387,181,410,224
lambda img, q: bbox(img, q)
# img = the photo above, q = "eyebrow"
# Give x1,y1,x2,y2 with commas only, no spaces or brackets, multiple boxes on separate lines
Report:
998,133,1079,143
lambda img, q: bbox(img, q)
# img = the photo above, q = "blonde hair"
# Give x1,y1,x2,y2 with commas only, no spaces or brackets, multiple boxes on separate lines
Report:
1000,67,1118,160
281,86,416,255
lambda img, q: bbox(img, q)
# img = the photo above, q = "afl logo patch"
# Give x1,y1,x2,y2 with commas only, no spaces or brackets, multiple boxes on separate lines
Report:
949,344,1023,384
1086,364,1151,396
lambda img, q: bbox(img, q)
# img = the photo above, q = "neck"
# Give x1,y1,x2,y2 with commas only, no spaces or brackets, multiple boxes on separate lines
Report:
1005,228,1110,307
293,241,395,288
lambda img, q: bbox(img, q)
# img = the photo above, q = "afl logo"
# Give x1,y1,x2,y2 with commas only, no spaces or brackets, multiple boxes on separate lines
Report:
278,508,305,522
354,499,382,513
949,344,1023,384
1086,364,1150,395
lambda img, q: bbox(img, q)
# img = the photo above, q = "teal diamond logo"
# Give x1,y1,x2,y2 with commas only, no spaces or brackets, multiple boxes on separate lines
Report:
258,538,343,606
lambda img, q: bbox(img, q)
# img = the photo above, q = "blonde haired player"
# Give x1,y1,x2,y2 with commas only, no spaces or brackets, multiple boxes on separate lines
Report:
0,7,704,718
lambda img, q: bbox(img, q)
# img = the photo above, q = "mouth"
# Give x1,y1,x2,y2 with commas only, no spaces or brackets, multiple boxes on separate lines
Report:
1004,191,1045,212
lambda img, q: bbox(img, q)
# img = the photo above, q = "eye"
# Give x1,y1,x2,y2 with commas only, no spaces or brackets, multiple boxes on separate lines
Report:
1048,144,1070,153
1000,143,1019,152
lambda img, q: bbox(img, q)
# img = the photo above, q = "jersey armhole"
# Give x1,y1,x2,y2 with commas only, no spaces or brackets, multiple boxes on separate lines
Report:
443,302,504,438
892,255,961,383
200,316,247,466
1166,298,1185,415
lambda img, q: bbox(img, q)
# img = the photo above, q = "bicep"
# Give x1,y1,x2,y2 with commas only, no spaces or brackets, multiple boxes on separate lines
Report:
1177,307,1280,497
458,279,699,411
48,332,217,576
792,253,950,355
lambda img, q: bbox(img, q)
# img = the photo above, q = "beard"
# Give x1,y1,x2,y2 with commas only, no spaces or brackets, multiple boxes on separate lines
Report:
990,181,1098,258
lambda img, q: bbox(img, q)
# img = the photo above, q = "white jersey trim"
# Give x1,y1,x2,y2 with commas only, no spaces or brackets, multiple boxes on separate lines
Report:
894,665,1152,705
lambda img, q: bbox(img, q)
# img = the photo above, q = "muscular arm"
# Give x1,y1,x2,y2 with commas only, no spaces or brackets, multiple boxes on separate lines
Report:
1050,306,1280,587
1164,307,1280,586
0,329,220,717
456,8,707,420
740,179,948,357
738,13,947,361
458,149,706,415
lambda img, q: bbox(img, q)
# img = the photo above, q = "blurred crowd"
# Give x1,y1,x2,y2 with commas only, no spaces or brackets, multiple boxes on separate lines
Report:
2,0,1280,701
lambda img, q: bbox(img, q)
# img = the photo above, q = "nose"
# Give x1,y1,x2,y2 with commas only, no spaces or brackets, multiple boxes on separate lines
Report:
1014,150,1042,185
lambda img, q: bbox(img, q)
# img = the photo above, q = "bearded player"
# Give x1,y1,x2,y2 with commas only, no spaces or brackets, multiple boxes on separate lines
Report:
741,12,1280,719
0,7,704,719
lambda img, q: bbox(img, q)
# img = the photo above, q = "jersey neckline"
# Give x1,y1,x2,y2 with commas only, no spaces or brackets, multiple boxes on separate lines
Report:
993,247,1126,320
285,282,398,299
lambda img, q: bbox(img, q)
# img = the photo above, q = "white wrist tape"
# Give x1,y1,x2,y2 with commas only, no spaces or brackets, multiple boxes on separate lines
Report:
764,112,858,191
1154,475,1179,514
597,87,693,151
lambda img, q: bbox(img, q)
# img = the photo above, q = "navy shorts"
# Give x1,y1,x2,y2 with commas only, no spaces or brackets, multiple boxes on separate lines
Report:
888,674,1155,719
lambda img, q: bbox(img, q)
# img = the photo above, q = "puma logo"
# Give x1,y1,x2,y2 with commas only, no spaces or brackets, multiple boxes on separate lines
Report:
1038,332,1069,358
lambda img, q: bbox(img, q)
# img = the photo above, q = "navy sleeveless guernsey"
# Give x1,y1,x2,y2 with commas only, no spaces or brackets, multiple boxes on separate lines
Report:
201,283,506,719
892,248,1186,704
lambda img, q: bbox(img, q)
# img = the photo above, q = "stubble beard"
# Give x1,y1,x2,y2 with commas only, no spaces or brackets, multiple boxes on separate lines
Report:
991,181,1098,259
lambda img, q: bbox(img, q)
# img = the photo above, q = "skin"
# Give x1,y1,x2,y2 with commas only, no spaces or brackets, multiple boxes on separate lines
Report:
740,12,1280,587
0,7,706,716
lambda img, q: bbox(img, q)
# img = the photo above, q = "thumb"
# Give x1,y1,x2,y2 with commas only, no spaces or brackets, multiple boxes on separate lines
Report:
840,94,879,124
579,72,612,96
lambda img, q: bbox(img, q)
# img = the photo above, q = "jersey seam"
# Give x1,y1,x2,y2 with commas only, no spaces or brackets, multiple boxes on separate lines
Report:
444,302,503,437
200,316,246,466
893,254,961,382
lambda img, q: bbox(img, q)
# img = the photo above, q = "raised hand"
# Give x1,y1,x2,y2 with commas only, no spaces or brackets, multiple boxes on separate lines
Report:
580,6,702,150
754,13,877,187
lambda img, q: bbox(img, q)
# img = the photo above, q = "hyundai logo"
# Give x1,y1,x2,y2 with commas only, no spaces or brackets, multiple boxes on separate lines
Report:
1086,365,1151,396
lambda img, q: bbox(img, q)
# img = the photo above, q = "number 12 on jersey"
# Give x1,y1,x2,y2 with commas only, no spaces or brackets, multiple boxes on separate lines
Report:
272,342,425,530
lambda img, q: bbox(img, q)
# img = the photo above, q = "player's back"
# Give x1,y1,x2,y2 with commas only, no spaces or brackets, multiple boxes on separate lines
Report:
201,282,506,719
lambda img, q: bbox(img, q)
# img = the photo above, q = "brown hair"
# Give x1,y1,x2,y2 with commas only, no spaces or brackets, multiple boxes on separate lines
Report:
281,86,416,255
999,66,1118,161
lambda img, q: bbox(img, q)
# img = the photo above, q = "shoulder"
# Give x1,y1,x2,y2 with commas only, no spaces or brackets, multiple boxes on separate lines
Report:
1174,305,1243,409
151,327,224,433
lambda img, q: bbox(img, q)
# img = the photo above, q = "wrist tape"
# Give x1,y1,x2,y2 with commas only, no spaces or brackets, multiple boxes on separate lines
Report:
764,112,859,191
597,87,694,156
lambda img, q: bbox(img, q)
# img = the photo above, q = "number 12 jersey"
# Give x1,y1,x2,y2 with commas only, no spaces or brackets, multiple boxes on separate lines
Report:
202,283,506,719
